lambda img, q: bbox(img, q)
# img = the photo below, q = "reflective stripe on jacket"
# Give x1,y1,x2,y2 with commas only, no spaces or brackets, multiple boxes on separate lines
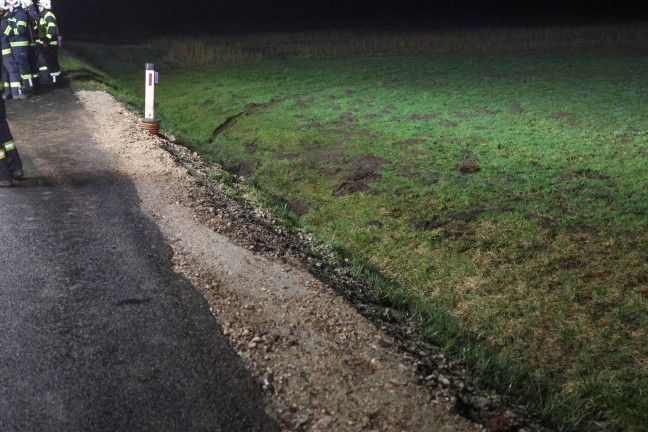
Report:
38,10,57,41
5,9,29,46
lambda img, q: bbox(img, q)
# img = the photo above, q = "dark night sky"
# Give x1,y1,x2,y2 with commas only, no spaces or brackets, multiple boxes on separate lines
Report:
55,0,648,38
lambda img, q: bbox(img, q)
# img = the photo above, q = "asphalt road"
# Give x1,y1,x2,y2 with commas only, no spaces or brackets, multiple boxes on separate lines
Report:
0,87,279,431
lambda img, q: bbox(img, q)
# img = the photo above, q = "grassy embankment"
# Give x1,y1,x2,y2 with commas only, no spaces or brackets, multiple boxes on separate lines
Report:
62,25,648,431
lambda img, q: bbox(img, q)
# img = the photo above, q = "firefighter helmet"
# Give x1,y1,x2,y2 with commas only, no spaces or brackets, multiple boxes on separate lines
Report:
21,0,32,8
37,0,49,8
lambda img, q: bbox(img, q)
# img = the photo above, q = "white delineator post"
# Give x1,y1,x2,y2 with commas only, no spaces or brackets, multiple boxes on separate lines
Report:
145,63,155,119
139,63,160,135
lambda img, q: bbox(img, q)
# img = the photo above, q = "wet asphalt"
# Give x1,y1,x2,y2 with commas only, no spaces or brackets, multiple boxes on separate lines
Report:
0,87,279,431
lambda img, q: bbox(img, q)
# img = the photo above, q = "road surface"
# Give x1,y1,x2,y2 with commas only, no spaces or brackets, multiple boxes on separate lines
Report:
0,87,279,431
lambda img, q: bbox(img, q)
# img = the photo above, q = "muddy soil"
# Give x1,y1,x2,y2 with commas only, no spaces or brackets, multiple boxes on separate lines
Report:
77,90,547,432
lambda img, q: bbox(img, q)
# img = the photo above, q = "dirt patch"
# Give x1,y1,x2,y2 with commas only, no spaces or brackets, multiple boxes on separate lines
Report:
626,272,648,289
581,170,612,183
477,108,495,116
568,224,598,235
379,104,396,115
284,197,310,216
523,213,559,230
202,98,215,106
416,208,482,232
334,168,380,196
77,90,549,432
334,112,358,125
449,208,484,223
293,96,316,108
416,217,446,231
393,139,425,147
326,152,390,194
333,180,371,195
230,159,257,177
443,120,458,128
246,142,258,153
558,257,587,270
510,105,524,114
426,175,441,185
364,220,384,228
347,168,380,182
457,150,480,174
356,155,390,171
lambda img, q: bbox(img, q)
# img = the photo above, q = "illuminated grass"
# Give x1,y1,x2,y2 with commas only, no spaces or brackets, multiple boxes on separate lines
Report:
62,34,648,431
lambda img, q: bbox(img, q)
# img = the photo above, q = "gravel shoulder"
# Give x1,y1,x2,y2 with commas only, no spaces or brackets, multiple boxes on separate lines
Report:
76,90,546,432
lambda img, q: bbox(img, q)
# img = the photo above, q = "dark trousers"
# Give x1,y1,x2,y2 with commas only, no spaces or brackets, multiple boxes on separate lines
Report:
10,45,33,90
46,44,60,80
28,44,39,88
35,43,49,83
3,52,22,97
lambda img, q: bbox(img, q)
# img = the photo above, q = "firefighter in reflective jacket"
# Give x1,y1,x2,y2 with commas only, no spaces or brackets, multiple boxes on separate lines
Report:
0,88,24,186
5,0,33,96
0,1,23,99
36,0,57,84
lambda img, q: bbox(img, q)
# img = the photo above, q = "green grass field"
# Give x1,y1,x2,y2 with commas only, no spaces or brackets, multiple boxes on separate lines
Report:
63,30,648,431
